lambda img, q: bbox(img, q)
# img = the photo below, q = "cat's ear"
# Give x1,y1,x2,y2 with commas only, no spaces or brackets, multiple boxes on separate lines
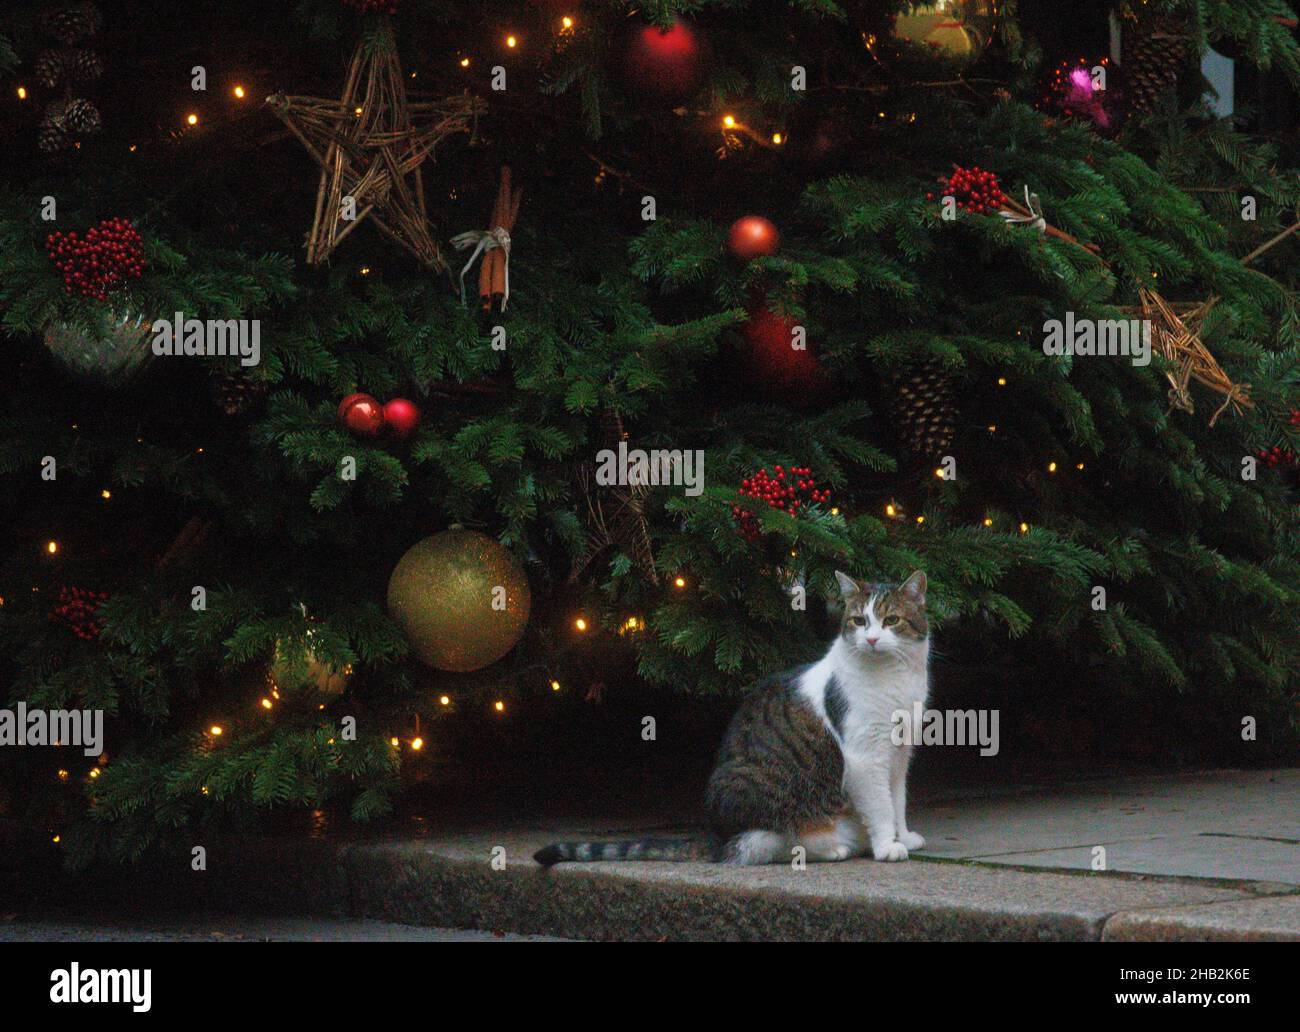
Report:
834,571,860,599
899,570,927,605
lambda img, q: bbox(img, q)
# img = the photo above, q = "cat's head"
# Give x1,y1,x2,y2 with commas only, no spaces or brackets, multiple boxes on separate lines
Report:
834,570,928,657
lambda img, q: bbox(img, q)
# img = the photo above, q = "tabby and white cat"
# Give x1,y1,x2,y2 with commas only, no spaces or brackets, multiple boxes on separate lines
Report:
534,570,930,866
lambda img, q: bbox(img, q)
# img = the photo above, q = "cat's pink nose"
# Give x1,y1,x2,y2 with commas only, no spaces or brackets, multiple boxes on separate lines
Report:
865,635,879,646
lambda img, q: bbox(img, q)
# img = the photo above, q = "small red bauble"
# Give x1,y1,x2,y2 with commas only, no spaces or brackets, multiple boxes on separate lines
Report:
623,17,711,105
727,216,780,260
382,398,421,440
338,392,385,437
741,300,825,401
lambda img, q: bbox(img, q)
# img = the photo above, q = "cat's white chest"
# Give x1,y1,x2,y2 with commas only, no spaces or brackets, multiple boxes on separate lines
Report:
799,643,929,752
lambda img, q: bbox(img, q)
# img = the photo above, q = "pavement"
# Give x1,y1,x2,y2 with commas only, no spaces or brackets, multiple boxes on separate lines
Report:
3,767,1296,941
913,767,1300,883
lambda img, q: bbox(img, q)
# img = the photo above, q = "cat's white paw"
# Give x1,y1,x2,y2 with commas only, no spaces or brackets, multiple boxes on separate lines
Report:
899,831,926,851
872,841,909,862
802,840,852,862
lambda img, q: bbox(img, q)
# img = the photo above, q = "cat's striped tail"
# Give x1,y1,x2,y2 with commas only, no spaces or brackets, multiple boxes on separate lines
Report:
534,835,717,866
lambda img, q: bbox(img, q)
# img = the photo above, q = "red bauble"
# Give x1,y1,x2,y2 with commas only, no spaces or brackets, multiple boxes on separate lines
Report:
383,398,421,440
727,216,781,260
338,393,385,437
623,17,710,105
741,301,825,400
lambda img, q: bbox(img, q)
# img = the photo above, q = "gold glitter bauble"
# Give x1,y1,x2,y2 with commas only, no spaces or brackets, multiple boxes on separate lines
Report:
861,1,996,72
386,530,531,673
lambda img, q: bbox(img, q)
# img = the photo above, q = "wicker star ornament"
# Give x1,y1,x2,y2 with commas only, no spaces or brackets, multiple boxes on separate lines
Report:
1128,289,1253,426
267,25,483,272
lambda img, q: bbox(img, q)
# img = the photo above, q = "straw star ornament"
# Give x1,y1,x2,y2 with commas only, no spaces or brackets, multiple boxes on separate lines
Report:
267,25,483,272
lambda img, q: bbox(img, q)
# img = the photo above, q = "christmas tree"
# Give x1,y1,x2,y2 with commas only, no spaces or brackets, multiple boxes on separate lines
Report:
1,0,1297,867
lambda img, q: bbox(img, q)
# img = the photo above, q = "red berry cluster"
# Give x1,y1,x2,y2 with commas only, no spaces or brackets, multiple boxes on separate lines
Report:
927,166,1009,215
49,586,109,640
341,0,399,13
46,218,146,301
732,465,831,542
1258,409,1300,468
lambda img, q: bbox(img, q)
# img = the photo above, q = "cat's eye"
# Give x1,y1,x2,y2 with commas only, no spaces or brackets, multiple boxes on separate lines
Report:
850,616,866,627
882,615,900,627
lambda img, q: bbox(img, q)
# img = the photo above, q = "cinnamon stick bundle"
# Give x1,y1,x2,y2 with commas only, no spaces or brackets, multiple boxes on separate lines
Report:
479,166,523,311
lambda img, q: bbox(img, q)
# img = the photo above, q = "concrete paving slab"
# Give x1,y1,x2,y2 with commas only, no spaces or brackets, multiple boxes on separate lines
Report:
1104,894,1300,942
974,834,1299,884
914,768,1299,883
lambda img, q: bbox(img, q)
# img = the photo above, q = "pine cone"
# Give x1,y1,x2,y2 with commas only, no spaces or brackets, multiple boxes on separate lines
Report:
41,2,103,45
65,48,104,83
62,97,101,134
888,359,958,461
211,367,269,416
35,49,65,88
1123,14,1193,115
38,116,70,153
